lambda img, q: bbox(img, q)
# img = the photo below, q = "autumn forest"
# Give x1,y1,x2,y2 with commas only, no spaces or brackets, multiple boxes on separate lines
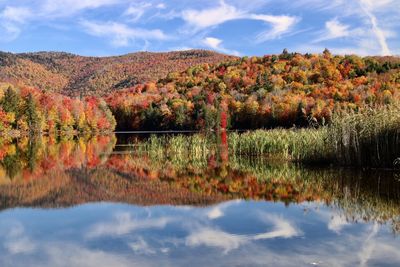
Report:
1,49,399,136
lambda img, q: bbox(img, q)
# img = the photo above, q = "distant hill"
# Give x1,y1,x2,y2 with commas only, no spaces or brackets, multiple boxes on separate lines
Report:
0,50,236,96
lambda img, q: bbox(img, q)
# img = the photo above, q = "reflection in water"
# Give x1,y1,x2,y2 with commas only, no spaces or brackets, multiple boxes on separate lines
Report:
1,202,400,267
0,134,399,266
0,134,400,229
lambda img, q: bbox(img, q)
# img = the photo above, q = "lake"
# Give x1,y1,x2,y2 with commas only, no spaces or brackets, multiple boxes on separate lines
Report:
0,134,400,267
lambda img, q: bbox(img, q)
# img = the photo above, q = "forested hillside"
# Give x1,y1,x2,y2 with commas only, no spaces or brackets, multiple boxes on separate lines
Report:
0,50,235,97
0,83,115,135
107,49,400,130
1,49,400,133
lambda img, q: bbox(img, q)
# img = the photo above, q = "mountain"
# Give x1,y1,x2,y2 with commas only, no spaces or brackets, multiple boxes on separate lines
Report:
0,50,236,97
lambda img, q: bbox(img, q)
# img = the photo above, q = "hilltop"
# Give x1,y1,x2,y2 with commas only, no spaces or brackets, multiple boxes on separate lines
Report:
106,50,400,130
0,50,236,97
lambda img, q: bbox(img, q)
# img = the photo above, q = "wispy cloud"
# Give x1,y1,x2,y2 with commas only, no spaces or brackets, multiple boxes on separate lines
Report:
253,214,300,240
3,223,37,255
86,212,172,238
327,213,350,233
359,0,391,55
123,2,168,24
81,20,168,47
186,214,300,254
285,0,395,55
182,0,245,31
0,0,122,42
1,6,31,23
128,237,156,255
0,6,32,41
186,227,246,254
0,0,398,55
202,37,240,56
41,0,121,17
251,14,299,42
313,18,350,42
206,200,242,220
123,3,152,22
181,0,299,42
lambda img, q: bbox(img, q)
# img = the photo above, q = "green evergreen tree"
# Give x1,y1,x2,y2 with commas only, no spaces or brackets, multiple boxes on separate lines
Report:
0,87,21,126
24,93,41,133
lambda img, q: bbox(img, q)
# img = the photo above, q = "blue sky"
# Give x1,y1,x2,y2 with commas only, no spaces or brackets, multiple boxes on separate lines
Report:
0,0,399,56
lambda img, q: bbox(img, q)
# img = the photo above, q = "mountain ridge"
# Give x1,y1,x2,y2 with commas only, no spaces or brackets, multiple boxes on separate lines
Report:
0,49,237,97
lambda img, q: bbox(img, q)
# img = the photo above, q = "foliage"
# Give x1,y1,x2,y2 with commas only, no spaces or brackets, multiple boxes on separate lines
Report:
0,50,234,96
0,85,115,135
106,51,400,131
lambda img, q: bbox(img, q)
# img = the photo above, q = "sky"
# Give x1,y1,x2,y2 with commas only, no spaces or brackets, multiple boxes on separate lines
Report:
0,0,399,56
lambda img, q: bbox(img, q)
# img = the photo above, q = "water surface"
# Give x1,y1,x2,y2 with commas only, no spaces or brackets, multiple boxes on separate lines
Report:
0,134,399,266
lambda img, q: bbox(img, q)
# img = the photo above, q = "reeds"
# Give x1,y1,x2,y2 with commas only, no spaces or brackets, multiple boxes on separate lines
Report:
228,128,331,163
135,134,212,166
132,104,400,168
229,104,400,168
328,105,400,168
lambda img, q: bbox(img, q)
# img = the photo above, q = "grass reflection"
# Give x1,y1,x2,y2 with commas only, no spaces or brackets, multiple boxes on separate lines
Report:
0,133,399,232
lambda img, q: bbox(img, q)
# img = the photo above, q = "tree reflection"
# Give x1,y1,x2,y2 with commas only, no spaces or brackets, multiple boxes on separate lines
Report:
0,133,399,232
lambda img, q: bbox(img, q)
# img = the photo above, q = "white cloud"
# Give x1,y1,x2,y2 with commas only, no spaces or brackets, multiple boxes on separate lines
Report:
0,22,21,41
207,205,224,219
129,237,156,255
288,0,347,11
314,18,350,42
3,224,37,255
41,0,121,17
124,3,152,22
358,0,397,11
182,0,245,31
0,6,32,40
123,2,167,23
186,227,247,254
156,3,166,9
1,6,31,23
202,37,240,56
86,212,172,238
181,0,299,41
43,244,132,267
286,0,400,55
205,200,244,220
327,214,350,233
81,20,167,47
286,0,395,55
358,223,379,267
251,14,299,42
253,214,300,240
4,237,37,255
359,0,391,55
0,0,122,42
186,214,300,254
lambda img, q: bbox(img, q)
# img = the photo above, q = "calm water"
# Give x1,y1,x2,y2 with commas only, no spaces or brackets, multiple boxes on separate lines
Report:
0,134,400,267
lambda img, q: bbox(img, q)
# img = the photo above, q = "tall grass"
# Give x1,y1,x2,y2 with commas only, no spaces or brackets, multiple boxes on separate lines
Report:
328,105,400,168
228,128,330,163
131,104,400,168
135,134,213,166
230,105,400,168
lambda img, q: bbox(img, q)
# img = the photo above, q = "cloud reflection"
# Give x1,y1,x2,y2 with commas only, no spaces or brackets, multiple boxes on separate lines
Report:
86,212,172,238
0,201,400,267
3,223,36,255
186,214,300,254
